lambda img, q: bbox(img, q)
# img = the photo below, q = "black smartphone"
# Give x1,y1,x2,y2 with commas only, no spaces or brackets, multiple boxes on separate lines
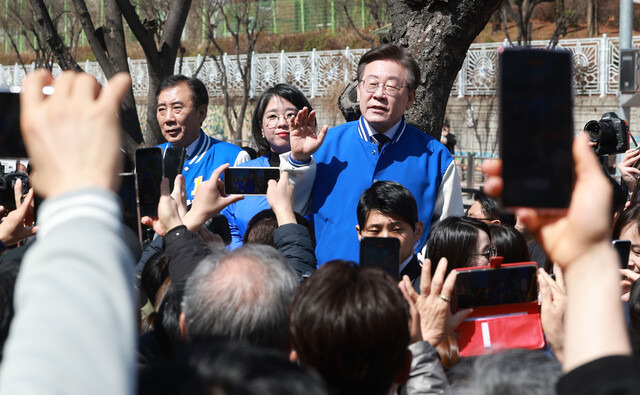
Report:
135,147,163,218
0,90,27,159
499,48,574,211
118,172,142,247
454,265,538,309
612,239,632,269
224,167,280,195
359,237,401,280
163,147,186,192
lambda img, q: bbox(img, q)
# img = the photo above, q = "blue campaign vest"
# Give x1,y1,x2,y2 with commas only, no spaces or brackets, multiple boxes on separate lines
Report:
312,116,454,265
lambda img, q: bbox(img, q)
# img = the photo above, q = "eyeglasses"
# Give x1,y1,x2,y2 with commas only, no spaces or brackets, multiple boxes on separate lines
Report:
263,112,296,128
474,246,497,263
360,77,407,97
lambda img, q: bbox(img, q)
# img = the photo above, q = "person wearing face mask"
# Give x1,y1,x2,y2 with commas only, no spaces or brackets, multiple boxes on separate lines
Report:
222,84,328,250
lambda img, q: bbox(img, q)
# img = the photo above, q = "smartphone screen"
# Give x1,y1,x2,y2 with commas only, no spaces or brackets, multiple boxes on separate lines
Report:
224,167,280,195
454,265,538,309
118,173,142,247
0,90,27,158
499,48,574,210
359,237,400,280
163,147,186,192
612,239,632,269
135,147,163,217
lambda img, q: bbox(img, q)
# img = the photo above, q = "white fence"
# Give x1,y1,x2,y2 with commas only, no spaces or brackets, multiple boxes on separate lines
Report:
0,34,635,98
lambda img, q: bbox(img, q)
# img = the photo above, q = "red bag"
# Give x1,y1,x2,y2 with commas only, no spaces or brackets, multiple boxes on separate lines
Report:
453,261,545,357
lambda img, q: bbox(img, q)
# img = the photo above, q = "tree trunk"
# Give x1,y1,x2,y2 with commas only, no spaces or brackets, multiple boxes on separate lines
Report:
28,0,82,72
587,0,598,37
384,0,504,140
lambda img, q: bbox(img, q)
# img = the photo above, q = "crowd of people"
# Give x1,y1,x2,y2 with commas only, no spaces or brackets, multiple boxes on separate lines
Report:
0,44,639,394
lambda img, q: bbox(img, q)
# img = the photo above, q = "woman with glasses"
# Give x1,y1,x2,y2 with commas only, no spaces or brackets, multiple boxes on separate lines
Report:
222,84,327,250
425,216,494,276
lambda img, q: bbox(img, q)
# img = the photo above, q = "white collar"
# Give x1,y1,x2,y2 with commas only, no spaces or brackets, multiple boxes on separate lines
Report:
361,117,402,142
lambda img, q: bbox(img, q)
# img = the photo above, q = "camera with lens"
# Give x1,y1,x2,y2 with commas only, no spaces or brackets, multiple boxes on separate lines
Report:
584,112,629,156
0,171,29,213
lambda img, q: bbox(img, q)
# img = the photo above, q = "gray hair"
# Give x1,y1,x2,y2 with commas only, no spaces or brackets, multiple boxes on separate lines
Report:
450,349,561,395
182,244,297,350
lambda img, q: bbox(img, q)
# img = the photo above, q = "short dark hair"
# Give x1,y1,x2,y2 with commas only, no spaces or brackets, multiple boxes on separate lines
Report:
356,44,421,91
183,338,329,395
244,209,315,248
252,84,313,155
290,261,410,395
612,201,640,240
472,190,516,227
426,216,491,275
488,223,530,263
357,181,418,231
156,75,209,109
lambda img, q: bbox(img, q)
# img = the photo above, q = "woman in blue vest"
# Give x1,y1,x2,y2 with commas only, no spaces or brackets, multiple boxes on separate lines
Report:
222,84,327,249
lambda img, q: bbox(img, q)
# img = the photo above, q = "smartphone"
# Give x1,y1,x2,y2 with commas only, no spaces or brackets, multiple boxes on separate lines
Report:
612,239,632,269
0,90,27,159
135,147,163,218
453,265,538,310
499,48,574,211
163,147,186,192
359,237,400,280
224,167,280,195
118,173,142,245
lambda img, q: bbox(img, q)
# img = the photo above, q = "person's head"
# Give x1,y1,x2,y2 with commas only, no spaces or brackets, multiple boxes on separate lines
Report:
450,349,561,394
488,223,530,263
289,261,411,395
182,338,328,395
251,84,313,156
244,209,315,249
356,44,420,133
181,244,297,350
427,216,493,275
467,190,516,227
156,75,209,147
356,181,423,263
612,202,640,273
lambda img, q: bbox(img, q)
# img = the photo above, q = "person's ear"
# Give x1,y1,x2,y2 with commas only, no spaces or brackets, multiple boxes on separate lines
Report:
356,224,362,241
414,220,424,242
406,89,416,110
198,104,207,125
490,219,501,225
395,349,412,385
179,312,188,341
289,350,298,363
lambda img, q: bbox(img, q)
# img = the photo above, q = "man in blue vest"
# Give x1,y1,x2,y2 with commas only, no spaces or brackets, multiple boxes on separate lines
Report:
156,75,248,204
312,44,464,264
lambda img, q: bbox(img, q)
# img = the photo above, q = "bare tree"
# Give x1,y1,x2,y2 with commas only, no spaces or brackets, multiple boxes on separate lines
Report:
336,0,388,47
499,0,555,46
587,0,598,37
8,0,193,154
193,0,264,142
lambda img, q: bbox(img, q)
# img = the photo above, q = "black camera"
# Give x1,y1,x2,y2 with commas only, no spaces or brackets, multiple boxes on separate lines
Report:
584,112,629,156
0,171,29,213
